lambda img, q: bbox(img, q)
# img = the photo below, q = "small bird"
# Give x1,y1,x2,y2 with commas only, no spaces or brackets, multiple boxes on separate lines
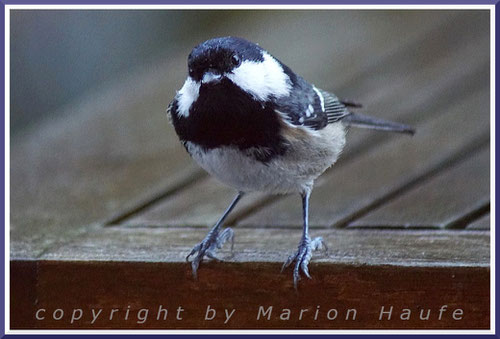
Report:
167,36,414,288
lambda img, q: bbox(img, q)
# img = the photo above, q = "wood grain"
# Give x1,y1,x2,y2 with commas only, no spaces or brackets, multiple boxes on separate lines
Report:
10,260,489,329
9,10,492,331
10,44,199,258
120,177,269,228
348,146,490,228
237,87,490,229
38,226,489,267
123,12,490,229
467,214,491,230
10,10,469,259
10,261,38,330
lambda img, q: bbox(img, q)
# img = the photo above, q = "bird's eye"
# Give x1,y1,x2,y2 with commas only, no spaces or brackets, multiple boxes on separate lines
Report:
231,54,241,66
188,68,194,76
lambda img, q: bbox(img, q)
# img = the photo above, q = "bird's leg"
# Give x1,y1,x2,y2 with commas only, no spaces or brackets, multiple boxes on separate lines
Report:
282,189,326,289
186,191,244,279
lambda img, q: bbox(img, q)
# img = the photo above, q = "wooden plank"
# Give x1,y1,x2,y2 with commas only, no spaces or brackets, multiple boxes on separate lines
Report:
10,261,38,330
10,46,198,259
9,11,492,331
10,10,464,258
114,11,461,229
237,87,490,229
39,227,489,267
121,177,270,227
234,10,466,88
467,214,491,230
123,12,489,228
338,29,489,162
348,146,490,228
10,260,489,329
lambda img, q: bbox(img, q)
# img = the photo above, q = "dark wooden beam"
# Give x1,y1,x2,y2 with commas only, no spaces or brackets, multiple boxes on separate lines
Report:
10,260,489,329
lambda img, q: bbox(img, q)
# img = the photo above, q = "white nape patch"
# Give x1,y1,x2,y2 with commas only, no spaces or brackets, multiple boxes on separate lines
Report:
176,77,200,117
312,86,325,112
227,52,292,101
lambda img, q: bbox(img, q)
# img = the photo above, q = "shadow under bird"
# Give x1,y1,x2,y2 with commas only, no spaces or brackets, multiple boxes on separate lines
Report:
167,36,415,288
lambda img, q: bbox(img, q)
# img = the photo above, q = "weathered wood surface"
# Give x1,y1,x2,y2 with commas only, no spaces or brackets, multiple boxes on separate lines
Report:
124,11,490,228
9,10,491,330
121,177,269,228
467,214,491,230
11,10,475,259
348,146,490,229
238,87,489,228
36,227,489,267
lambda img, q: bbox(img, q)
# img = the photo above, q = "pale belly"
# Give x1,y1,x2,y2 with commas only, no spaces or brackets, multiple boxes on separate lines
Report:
185,123,346,194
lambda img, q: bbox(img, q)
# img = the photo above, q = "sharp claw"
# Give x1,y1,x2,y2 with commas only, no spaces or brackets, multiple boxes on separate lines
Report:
292,251,304,282
301,264,312,279
301,255,311,279
186,244,201,262
293,265,300,282
185,192,244,277
186,227,235,277
280,263,287,273
293,272,300,290
191,259,200,280
283,236,327,287
281,253,295,272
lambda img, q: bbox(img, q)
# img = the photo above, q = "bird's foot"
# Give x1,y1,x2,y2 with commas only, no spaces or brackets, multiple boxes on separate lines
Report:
186,227,234,279
281,236,327,289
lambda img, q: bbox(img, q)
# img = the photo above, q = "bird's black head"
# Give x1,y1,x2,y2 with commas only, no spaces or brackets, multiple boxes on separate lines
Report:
187,36,264,83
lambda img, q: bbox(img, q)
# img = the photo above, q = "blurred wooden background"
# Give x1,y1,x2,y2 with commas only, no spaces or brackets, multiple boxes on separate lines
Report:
10,9,491,329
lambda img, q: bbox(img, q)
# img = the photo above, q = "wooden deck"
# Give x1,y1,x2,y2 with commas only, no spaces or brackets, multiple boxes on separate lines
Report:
10,10,491,330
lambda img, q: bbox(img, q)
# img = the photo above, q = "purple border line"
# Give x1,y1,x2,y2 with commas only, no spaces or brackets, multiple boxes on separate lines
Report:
1,1,497,337
495,2,499,338
0,0,4,336
1,0,499,5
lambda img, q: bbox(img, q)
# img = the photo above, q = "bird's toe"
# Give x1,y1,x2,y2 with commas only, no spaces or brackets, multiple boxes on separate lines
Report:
186,227,235,278
283,235,327,289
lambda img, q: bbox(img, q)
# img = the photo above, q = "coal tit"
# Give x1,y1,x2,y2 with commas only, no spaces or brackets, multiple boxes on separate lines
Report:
167,36,414,288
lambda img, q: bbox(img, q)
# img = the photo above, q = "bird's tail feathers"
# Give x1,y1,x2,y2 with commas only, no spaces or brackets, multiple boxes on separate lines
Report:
344,112,415,135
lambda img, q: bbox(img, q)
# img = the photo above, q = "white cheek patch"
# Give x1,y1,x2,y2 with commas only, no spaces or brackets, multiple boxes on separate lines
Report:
177,77,200,117
227,52,292,101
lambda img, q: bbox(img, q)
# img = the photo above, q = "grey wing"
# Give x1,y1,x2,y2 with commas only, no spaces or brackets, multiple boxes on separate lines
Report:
274,77,351,131
318,88,352,125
